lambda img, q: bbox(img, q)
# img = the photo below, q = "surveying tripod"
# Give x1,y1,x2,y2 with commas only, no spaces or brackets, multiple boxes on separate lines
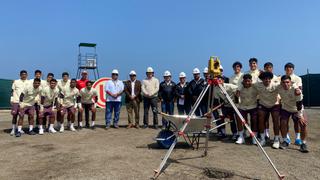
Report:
152,56,285,179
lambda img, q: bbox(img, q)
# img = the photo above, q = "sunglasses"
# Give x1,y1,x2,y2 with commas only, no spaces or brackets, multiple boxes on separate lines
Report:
112,73,118,76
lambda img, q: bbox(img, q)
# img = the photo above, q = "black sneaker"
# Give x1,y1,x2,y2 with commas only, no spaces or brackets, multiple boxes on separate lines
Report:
78,126,83,130
143,124,148,129
217,132,227,140
85,123,90,128
91,126,96,130
280,141,289,149
154,125,159,129
15,131,22,137
300,143,309,153
28,130,36,135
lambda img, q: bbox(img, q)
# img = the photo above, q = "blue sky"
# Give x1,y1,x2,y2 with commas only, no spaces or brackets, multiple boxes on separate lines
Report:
0,0,319,81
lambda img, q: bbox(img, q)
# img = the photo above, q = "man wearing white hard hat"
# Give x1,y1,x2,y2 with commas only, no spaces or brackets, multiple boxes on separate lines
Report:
200,67,210,115
176,72,191,115
105,69,124,129
187,68,206,116
219,65,230,83
141,67,160,129
159,70,176,127
124,70,142,128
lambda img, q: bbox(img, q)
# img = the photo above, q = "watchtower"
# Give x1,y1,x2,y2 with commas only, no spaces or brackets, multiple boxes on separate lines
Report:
76,43,100,80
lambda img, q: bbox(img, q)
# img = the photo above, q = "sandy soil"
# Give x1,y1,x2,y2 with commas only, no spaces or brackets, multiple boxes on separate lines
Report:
0,107,319,180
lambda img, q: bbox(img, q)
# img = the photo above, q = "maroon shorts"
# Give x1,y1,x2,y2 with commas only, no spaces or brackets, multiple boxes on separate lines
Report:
41,106,55,118
11,103,20,115
62,106,76,115
258,104,281,113
19,106,35,117
239,108,258,122
280,109,300,122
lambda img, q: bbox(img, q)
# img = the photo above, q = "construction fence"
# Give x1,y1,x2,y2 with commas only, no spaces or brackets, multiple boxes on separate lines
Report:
1,74,319,109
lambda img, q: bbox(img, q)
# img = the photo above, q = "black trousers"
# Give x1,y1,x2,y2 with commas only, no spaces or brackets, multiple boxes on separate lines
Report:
143,97,158,126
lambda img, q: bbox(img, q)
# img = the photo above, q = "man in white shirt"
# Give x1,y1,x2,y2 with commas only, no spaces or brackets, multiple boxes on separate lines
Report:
10,70,29,135
142,67,160,129
284,62,303,145
105,69,124,129
16,78,42,137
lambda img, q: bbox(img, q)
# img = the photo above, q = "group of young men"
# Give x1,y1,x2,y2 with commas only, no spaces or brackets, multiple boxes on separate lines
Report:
9,58,309,153
10,70,98,137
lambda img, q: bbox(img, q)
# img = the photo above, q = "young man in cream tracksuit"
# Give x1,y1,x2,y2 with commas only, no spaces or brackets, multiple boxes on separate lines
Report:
245,58,261,84
39,79,60,134
255,72,281,148
235,74,259,145
60,78,80,132
80,81,98,129
213,76,238,139
278,75,308,153
57,72,71,132
10,70,30,135
284,62,304,146
15,78,42,137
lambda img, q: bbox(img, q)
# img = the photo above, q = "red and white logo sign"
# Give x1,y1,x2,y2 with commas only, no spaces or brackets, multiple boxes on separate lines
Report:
92,77,111,108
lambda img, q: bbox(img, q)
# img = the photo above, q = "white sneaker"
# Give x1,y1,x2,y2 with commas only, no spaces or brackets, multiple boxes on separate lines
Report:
49,128,57,133
59,126,64,133
236,136,245,144
39,129,44,135
10,129,15,136
20,129,25,134
252,138,257,145
70,126,76,132
272,140,280,149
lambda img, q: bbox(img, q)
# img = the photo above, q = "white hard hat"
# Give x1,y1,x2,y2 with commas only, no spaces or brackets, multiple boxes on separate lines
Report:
146,67,154,73
163,70,171,77
81,70,88,74
193,68,200,74
203,67,208,73
129,70,136,75
219,65,223,70
112,69,119,74
179,72,186,78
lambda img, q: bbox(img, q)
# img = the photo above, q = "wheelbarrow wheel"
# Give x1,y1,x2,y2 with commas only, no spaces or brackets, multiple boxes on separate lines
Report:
156,130,176,149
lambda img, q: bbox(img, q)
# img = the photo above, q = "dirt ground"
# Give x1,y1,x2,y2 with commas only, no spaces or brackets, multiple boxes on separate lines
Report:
0,107,319,180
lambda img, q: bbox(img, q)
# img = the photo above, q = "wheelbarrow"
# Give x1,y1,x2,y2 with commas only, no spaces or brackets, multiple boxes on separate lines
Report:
155,113,209,149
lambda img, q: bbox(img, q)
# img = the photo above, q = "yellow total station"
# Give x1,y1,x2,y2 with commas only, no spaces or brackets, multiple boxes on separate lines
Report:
208,56,222,78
